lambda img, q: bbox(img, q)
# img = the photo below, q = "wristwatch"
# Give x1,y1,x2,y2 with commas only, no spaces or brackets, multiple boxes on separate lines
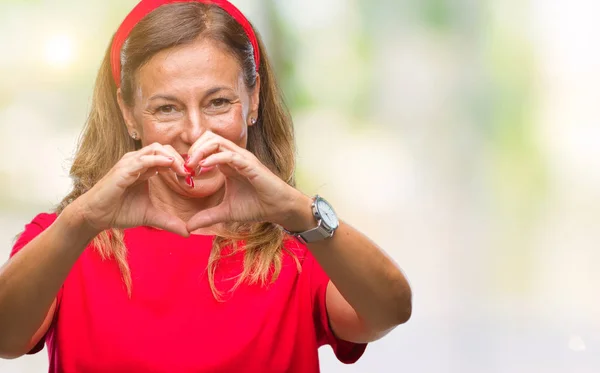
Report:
283,195,339,244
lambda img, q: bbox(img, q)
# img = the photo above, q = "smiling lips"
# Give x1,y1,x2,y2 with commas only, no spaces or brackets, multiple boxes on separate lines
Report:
180,154,217,188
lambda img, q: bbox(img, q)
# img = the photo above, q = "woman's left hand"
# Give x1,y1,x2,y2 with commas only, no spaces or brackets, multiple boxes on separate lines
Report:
184,131,305,232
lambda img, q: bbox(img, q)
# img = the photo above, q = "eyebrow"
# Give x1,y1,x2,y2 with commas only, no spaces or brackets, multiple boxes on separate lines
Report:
148,94,179,102
147,86,233,103
205,86,233,97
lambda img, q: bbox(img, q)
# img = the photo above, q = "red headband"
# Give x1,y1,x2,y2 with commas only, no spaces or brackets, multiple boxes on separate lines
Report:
110,0,260,87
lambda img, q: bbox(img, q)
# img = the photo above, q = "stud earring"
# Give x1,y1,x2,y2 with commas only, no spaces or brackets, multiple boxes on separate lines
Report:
250,117,257,125
131,132,139,140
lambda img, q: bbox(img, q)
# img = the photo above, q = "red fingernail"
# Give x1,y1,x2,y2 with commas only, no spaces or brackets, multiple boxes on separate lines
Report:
184,165,195,176
185,176,195,188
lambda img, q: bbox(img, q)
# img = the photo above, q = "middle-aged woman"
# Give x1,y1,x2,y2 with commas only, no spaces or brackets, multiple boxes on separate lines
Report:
0,1,412,372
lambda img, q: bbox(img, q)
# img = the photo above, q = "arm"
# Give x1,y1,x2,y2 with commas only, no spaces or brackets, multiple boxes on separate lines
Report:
0,144,190,359
0,204,98,358
282,194,412,343
182,133,412,343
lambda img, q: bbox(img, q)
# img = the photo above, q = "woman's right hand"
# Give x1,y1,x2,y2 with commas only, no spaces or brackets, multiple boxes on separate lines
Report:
73,143,191,237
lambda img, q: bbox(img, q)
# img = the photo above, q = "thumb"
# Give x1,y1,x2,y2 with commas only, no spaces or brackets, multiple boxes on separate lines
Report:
187,204,229,232
145,207,190,237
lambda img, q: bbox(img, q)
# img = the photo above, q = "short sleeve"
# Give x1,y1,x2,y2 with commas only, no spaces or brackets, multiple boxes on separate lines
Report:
306,250,368,364
9,212,59,354
11,213,58,257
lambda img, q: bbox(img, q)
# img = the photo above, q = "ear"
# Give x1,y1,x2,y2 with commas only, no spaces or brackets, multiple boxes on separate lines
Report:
117,88,140,138
248,74,261,126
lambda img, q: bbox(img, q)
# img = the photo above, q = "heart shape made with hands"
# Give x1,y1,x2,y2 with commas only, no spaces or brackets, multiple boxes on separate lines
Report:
142,152,294,238
118,133,304,239
143,162,227,237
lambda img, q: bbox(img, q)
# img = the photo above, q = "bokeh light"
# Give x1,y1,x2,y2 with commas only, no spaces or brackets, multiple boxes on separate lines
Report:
43,34,76,68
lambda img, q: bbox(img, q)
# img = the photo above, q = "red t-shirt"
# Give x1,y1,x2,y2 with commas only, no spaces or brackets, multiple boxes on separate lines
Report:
10,213,366,373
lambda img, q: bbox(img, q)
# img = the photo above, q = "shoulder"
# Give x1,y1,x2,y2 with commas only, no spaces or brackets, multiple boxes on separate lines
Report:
19,211,58,235
282,236,311,263
28,212,58,227
281,237,324,279
11,212,59,257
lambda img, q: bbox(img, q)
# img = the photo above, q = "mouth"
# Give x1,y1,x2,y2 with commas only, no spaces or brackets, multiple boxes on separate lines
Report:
179,154,216,188
180,154,194,187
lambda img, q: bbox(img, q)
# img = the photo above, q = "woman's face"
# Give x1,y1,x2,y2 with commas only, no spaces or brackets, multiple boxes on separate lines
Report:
119,38,260,198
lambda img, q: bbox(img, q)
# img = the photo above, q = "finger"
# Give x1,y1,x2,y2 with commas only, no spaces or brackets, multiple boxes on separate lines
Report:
128,155,174,180
138,143,188,176
186,140,220,170
137,166,171,182
137,169,158,182
155,166,173,173
117,155,173,187
186,131,216,167
145,206,190,237
161,144,189,176
214,163,239,178
136,154,175,172
187,133,244,170
187,204,229,232
199,151,257,179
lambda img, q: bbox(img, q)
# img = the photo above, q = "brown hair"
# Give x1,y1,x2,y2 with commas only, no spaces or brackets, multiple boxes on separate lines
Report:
56,3,298,298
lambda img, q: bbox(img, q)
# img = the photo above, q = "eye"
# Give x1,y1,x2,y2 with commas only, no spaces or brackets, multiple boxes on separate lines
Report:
210,98,231,109
157,105,177,114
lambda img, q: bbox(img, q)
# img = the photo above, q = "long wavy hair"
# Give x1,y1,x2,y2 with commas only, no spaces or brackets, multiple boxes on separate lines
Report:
56,3,299,299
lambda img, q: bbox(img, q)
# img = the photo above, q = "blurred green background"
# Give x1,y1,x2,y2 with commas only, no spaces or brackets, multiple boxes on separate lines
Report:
2,0,600,372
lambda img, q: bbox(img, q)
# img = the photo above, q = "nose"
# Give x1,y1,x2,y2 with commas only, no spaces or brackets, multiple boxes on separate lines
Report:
181,108,205,145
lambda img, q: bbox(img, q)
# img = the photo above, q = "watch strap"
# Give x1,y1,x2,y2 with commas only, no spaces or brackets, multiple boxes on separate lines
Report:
282,195,336,244
296,221,333,244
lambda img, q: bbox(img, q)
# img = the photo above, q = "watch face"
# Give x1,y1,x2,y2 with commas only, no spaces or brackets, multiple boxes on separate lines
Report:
316,198,339,230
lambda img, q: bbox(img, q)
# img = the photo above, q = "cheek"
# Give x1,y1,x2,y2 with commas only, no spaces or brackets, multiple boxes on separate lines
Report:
136,106,249,147
139,116,183,144
206,106,248,145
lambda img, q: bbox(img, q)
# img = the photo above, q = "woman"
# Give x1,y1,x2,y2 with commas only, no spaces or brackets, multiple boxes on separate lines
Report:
0,1,412,372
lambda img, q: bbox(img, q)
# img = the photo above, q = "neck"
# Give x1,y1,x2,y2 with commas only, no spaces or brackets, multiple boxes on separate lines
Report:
148,178,225,236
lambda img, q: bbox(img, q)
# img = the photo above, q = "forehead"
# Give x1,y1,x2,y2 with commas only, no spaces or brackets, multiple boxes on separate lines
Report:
136,38,242,94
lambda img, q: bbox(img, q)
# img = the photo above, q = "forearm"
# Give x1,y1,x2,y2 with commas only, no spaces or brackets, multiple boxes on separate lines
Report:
310,222,411,330
281,195,412,333
0,203,99,357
